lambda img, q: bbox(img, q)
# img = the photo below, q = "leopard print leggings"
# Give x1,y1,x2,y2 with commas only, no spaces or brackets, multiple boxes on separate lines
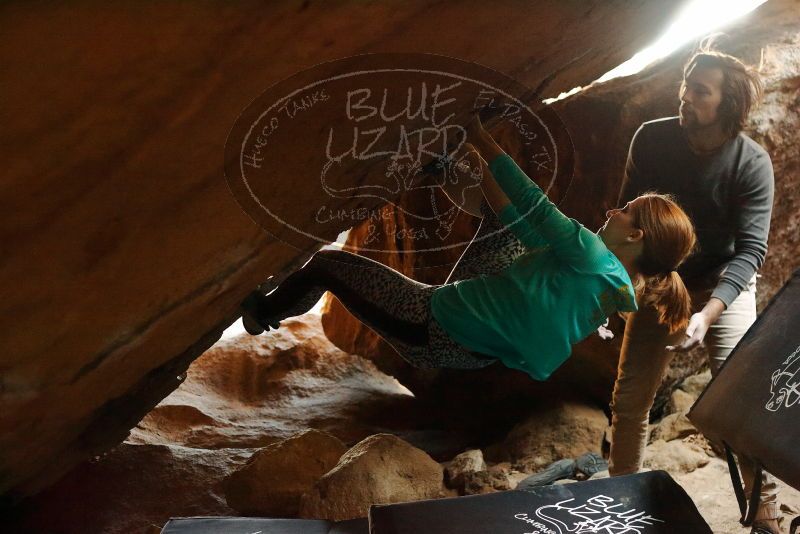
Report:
255,200,526,369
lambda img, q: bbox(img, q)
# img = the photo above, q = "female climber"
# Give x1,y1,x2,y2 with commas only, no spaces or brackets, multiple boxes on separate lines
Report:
240,114,697,381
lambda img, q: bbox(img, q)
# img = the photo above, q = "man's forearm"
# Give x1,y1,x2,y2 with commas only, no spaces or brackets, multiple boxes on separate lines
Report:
666,296,727,352
700,297,726,325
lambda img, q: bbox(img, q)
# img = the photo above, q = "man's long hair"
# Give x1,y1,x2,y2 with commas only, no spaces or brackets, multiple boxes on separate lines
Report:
683,38,764,139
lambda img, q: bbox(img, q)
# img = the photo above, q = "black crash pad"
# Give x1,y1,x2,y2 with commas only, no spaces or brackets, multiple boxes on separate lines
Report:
160,516,368,534
369,471,711,533
689,268,800,491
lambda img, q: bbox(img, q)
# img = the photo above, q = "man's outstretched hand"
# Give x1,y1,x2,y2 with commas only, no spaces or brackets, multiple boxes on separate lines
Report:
666,312,710,352
665,297,726,352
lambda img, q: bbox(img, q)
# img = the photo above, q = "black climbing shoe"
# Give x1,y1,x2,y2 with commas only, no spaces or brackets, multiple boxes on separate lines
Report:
241,292,265,335
516,458,576,490
240,292,281,335
575,452,608,478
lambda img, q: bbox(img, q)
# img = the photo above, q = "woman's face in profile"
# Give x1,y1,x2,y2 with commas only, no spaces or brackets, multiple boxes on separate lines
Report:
598,200,639,245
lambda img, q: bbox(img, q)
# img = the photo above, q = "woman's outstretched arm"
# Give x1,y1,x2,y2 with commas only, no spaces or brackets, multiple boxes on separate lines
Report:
461,144,509,215
463,113,604,267
460,144,542,249
464,114,507,164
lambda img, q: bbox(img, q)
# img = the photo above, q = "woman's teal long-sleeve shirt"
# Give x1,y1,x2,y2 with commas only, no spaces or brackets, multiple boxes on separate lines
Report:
430,154,637,380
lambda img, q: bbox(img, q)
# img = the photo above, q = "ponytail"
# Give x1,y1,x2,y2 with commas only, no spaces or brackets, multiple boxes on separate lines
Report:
629,193,697,332
639,271,692,333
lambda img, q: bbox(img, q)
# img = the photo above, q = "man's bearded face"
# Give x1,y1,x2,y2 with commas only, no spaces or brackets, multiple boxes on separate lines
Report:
679,65,724,130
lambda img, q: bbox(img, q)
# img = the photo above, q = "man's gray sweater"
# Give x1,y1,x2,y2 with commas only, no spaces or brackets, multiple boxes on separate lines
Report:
619,117,774,307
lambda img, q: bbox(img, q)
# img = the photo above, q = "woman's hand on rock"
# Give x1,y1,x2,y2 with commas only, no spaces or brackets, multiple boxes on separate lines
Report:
465,112,487,146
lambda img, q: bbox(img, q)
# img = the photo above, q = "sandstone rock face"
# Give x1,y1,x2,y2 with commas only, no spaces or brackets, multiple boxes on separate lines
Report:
128,315,416,450
299,434,444,521
223,429,347,516
492,402,608,471
0,0,693,499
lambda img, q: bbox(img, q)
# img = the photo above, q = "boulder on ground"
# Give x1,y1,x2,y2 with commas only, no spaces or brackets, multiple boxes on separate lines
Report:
650,413,698,443
678,370,713,400
667,388,696,415
299,434,444,521
445,449,486,491
644,439,710,474
493,401,608,471
223,429,347,516
462,466,512,495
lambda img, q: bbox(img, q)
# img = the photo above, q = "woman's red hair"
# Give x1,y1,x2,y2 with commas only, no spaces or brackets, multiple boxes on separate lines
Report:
630,193,697,332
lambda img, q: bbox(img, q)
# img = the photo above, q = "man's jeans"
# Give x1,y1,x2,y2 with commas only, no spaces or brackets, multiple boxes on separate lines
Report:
608,275,779,520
